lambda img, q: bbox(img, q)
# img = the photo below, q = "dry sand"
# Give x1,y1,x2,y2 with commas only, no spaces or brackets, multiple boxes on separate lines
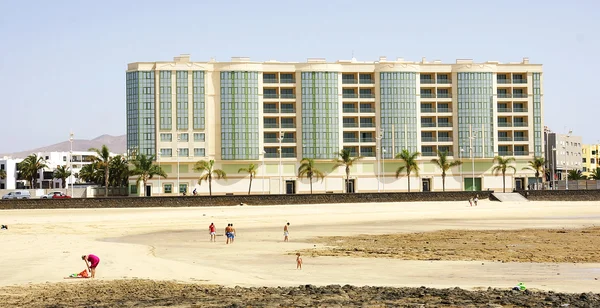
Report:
1,199,600,306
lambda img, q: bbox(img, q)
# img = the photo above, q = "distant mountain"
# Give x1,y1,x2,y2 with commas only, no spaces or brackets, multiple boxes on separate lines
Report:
1,135,127,159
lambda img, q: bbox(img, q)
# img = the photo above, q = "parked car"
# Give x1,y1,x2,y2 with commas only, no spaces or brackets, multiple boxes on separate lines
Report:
41,191,65,199
50,192,71,199
2,191,32,199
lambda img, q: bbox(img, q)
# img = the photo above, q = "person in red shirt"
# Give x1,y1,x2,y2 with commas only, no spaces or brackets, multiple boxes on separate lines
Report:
82,254,100,278
209,223,216,242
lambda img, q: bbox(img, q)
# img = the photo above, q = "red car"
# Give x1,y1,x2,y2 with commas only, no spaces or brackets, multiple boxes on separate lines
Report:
51,192,72,199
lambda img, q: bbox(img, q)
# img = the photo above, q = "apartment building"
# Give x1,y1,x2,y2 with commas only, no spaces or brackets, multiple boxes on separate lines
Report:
545,131,583,184
126,55,543,195
582,144,600,177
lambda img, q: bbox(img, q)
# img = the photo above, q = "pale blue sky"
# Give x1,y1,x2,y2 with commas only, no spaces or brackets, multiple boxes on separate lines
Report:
1,0,599,153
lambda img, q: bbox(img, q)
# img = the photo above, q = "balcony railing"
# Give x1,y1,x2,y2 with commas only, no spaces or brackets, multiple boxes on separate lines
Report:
421,108,436,113
343,137,359,142
437,93,452,98
264,123,279,128
437,79,452,84
265,152,297,158
420,79,435,84
421,137,436,142
437,108,452,113
281,152,297,158
438,137,453,142
280,93,296,99
514,151,529,156
265,153,279,158
513,93,528,98
498,122,512,127
497,108,512,112
360,122,375,128
263,78,278,84
421,123,436,127
342,79,358,84
343,93,358,98
514,137,529,141
281,108,296,113
360,151,376,157
498,151,513,156
264,93,279,99
498,137,513,142
343,107,358,113
359,79,374,84
282,138,296,143
263,108,279,113
361,138,375,143
360,107,375,113
513,108,528,112
343,122,358,128
264,138,279,143
422,152,437,157
498,93,512,98
281,123,296,128
437,122,452,127
512,79,527,84
359,93,375,98
497,79,511,84
421,93,435,98
280,79,296,84
513,122,528,127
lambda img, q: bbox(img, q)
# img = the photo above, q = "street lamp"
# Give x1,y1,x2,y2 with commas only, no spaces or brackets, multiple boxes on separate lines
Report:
552,147,556,190
564,130,572,190
376,128,384,193
278,131,284,194
177,136,181,196
469,125,476,191
261,150,266,195
69,132,74,197
157,152,161,196
382,148,387,192
460,148,465,191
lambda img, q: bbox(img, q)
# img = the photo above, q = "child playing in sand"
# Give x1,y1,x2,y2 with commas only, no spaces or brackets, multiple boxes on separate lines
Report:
296,253,302,270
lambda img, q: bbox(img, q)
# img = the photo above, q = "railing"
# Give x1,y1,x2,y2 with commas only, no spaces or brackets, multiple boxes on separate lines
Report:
360,107,375,113
360,93,375,98
514,137,529,141
343,122,358,128
263,108,279,113
265,153,279,158
513,93,528,98
438,137,453,142
498,151,513,156
437,93,452,98
497,79,511,84
280,79,295,84
420,79,435,84
264,138,279,143
343,93,358,98
421,137,436,142
264,123,279,128
437,79,452,84
263,78,278,84
360,151,376,157
498,137,513,141
359,79,374,84
342,79,358,84
421,108,436,113
421,93,435,98
343,137,359,142
265,152,297,158
361,138,375,142
281,108,296,113
282,138,296,143
437,122,453,127
421,123,436,127
281,123,296,128
264,93,279,99
360,122,376,128
280,93,296,99
281,153,297,158
512,79,528,84
513,122,528,127
497,108,512,112
514,151,529,156
497,93,512,98
513,108,528,112
437,108,452,113
498,122,512,127
422,152,437,157
343,107,358,113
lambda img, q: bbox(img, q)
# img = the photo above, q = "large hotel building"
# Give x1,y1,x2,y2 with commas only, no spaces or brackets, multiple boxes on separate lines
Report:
126,55,543,195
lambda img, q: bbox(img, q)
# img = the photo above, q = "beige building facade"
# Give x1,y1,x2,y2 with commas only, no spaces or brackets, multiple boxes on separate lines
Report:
126,55,544,195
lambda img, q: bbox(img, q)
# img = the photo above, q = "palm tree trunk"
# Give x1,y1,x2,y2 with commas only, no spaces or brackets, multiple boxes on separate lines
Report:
62,178,66,189
104,168,109,197
208,178,212,196
248,177,252,195
407,173,411,192
502,171,506,193
442,174,446,192
345,167,350,193
309,176,313,194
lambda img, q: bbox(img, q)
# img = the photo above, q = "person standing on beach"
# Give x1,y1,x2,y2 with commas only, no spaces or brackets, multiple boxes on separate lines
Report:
474,195,479,206
209,223,216,242
225,224,232,244
230,224,236,243
283,222,290,242
296,253,302,269
82,254,100,278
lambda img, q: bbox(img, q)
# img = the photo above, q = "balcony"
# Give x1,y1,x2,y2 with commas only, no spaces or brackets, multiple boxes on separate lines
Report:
342,79,358,84
421,93,436,98
360,137,375,143
263,78,278,84
421,137,437,142
281,123,296,128
422,152,437,157
514,136,529,141
359,93,375,99
437,93,452,99
437,108,452,113
421,123,436,127
498,137,513,142
359,79,374,84
438,137,453,142
360,107,375,113
498,108,512,113
421,108,436,113
514,151,529,156
437,122,452,127
360,122,375,128
512,79,527,84
281,152,297,158
513,122,528,127
264,93,279,99
498,122,512,127
265,153,279,158
513,93,528,98
263,108,279,113
497,79,511,84
420,79,435,84
264,138,279,143
360,151,376,157
280,93,296,99
343,93,358,98
497,93,512,98
498,151,513,156
282,138,296,143
281,108,296,113
437,79,452,84
513,108,528,112
264,123,279,128
343,122,358,128
280,79,296,84
343,107,358,113
343,137,359,142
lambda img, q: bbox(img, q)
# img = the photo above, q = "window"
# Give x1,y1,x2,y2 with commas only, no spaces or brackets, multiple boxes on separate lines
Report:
45,156,49,160
160,149,172,157
194,148,206,157
179,183,188,194
63,156,67,162
1,164,4,170
583,158,586,163
164,184,172,194
592,158,596,164
160,133,172,142
178,148,189,157
194,133,205,142
130,184,137,194
583,167,587,172
178,133,189,142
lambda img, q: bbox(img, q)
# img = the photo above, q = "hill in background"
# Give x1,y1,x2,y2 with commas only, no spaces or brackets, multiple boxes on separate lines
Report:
1,135,126,159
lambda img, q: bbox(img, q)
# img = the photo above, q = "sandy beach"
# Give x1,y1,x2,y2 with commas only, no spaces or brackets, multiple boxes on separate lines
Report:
1,199,600,306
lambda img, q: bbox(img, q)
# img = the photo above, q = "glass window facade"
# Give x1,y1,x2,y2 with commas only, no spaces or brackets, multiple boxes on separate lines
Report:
192,71,205,130
220,71,260,160
457,72,494,158
176,71,188,130
532,73,542,157
379,72,417,157
126,71,155,156
159,71,172,130
301,72,339,159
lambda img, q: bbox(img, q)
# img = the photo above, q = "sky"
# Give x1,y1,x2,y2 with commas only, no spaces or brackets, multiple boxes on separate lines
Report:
0,0,599,153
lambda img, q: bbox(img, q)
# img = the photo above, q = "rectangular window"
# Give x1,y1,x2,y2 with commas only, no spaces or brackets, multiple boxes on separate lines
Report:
179,148,189,157
130,184,137,194
178,133,189,142
194,148,206,157
164,184,172,194
179,183,188,194
160,149,173,157
194,133,205,142
160,133,172,142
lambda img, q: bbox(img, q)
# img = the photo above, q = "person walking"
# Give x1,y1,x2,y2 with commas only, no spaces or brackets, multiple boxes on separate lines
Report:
225,224,232,244
283,222,290,242
209,223,216,242
81,254,100,278
474,195,479,206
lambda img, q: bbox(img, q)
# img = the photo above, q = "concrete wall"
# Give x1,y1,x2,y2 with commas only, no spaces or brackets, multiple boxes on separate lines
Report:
517,190,600,201
0,188,87,198
0,191,493,210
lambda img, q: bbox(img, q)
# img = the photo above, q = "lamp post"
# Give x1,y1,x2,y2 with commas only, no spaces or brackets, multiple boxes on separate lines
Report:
460,148,465,191
69,132,74,197
565,130,572,190
177,136,180,195
261,150,266,195
278,131,284,194
157,152,161,196
469,125,476,191
382,148,386,192
376,128,384,193
552,147,556,190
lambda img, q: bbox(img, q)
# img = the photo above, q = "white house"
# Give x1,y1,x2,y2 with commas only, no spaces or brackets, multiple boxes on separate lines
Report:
0,157,23,190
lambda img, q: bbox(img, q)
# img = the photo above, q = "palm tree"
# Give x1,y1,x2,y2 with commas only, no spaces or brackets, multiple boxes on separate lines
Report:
522,157,545,190
430,150,462,192
332,149,362,193
130,154,167,195
298,158,325,194
395,149,421,192
238,164,258,195
18,154,48,189
492,156,516,193
89,145,111,196
0,169,6,180
567,169,584,180
589,167,600,180
108,155,131,187
79,163,103,185
53,165,72,189
194,159,226,196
